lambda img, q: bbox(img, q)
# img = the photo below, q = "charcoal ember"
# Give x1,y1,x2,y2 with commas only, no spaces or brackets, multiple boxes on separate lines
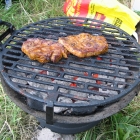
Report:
114,77,125,88
59,32,67,37
69,90,88,98
23,88,38,95
64,75,92,87
31,61,40,66
52,79,69,86
97,74,118,96
46,71,58,77
99,88,118,96
98,62,128,91
8,70,28,84
34,69,48,73
42,63,50,68
63,109,72,115
63,68,83,75
34,91,48,100
39,92,48,99
27,81,54,90
53,79,84,88
18,59,40,66
43,64,63,72
70,101,97,115
98,74,126,95
64,75,96,84
111,65,128,88
46,35,58,40
117,83,125,88
77,77,96,84
88,94,104,100
35,76,52,82
111,64,128,70
23,88,48,100
109,54,125,58
54,97,72,113
58,88,69,93
17,60,45,73
27,75,54,90
17,64,45,73
8,69,24,77
11,78,27,85
97,74,114,80
114,77,125,82
69,64,101,73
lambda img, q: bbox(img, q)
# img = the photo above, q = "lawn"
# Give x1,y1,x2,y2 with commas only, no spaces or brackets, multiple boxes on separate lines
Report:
0,0,140,139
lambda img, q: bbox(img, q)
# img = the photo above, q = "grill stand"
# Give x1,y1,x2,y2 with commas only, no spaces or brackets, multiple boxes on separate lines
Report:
1,73,139,134
37,118,100,134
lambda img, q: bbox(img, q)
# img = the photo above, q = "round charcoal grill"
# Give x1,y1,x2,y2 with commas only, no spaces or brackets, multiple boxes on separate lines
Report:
0,17,140,134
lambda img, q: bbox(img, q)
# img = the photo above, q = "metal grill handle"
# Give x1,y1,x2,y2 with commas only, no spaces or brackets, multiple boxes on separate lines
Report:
0,20,15,51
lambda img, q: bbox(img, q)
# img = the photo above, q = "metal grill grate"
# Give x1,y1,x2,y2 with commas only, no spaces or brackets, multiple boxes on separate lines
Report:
1,17,140,108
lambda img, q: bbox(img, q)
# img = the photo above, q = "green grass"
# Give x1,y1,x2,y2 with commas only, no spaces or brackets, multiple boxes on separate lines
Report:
76,98,140,140
76,95,140,140
0,84,38,140
0,0,140,139
135,11,140,16
0,0,65,29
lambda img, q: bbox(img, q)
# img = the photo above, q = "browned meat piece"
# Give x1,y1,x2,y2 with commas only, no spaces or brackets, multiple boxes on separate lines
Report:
21,38,68,63
58,33,108,58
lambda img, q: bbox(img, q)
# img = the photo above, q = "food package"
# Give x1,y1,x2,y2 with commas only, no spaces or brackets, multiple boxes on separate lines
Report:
63,0,140,35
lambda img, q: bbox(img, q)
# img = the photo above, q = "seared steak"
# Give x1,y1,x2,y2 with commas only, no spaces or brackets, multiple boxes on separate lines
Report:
21,38,68,63
58,33,108,58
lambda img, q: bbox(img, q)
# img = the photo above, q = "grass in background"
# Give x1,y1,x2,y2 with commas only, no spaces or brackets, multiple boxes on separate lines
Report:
0,0,140,139
0,0,65,29
135,11,140,16
0,84,38,140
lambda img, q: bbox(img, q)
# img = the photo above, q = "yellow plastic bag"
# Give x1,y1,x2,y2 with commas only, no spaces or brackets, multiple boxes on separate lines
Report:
63,0,140,35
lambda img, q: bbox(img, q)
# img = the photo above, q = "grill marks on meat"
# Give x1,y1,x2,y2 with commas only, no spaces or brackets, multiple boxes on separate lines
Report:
21,38,68,63
58,33,108,58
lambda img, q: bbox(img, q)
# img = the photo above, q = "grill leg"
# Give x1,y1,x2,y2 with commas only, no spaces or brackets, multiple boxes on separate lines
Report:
46,101,54,125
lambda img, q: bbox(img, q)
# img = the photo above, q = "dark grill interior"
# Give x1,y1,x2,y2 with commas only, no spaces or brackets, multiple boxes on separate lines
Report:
1,17,140,109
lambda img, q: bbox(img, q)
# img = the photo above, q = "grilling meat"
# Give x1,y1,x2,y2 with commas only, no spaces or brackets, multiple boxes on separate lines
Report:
21,38,68,63
58,33,108,58
22,33,108,63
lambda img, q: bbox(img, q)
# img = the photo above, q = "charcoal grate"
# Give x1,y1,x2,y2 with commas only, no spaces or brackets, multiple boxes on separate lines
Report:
0,17,140,108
